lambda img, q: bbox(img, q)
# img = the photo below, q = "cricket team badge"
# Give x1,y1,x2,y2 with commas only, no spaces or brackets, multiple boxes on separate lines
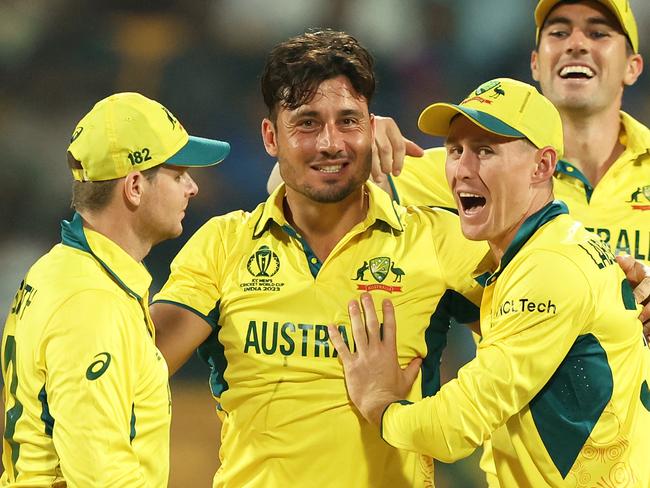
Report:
628,185,650,211
352,256,405,293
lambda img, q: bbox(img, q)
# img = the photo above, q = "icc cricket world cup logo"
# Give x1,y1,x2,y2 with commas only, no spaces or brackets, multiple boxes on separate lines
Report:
247,245,280,277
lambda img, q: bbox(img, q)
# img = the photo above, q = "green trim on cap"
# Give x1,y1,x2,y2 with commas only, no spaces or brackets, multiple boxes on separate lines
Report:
165,136,230,167
419,102,526,140
455,106,526,139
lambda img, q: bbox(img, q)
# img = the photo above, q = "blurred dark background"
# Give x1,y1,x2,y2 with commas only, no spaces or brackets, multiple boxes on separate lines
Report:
1,1,648,486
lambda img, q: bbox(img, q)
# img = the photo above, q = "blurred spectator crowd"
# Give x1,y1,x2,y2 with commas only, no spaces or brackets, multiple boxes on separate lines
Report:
1,0,649,336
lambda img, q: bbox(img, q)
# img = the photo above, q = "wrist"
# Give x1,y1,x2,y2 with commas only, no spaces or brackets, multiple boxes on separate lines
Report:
362,396,402,427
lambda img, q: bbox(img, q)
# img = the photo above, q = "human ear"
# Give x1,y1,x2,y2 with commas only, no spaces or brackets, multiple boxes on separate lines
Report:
261,118,279,157
532,146,557,183
123,172,146,207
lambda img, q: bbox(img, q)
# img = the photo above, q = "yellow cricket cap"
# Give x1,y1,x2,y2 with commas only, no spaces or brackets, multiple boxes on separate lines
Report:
535,0,639,53
67,92,230,182
418,78,564,157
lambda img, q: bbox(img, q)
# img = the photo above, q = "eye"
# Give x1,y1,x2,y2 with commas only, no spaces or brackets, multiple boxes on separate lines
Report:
477,147,493,158
297,118,321,129
589,30,609,39
446,146,462,158
547,29,569,39
175,170,189,182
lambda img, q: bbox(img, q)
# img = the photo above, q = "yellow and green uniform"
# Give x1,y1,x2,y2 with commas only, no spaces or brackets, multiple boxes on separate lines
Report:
553,112,650,264
1,213,171,487
391,111,650,486
153,182,487,487
382,201,650,487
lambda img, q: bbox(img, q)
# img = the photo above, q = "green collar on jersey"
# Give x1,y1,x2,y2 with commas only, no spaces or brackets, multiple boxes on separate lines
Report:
555,160,594,202
60,212,148,300
483,200,569,286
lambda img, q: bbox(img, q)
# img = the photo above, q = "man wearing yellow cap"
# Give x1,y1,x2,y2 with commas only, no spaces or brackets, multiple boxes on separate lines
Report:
388,0,650,320
330,77,650,488
0,93,229,487
361,3,649,482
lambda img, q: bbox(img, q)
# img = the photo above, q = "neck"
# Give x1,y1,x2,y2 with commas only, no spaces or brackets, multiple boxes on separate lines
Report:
79,208,151,262
283,185,368,262
488,193,554,264
559,105,624,187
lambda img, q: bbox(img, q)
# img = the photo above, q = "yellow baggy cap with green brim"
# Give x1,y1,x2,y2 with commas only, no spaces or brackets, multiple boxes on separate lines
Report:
418,78,564,157
67,92,230,182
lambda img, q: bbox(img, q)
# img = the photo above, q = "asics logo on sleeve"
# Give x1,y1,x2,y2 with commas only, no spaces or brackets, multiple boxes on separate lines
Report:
86,352,112,380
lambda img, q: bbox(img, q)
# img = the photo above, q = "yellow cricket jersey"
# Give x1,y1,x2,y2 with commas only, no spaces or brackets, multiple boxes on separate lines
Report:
391,112,650,487
153,182,487,488
553,112,650,265
382,201,650,487
1,213,171,487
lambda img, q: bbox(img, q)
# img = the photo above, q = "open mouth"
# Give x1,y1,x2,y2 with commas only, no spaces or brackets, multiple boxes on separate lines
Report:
313,163,347,174
558,65,595,80
317,164,343,173
458,192,486,214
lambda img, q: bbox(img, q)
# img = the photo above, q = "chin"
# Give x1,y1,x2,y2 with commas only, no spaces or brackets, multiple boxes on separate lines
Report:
459,223,488,242
306,182,359,203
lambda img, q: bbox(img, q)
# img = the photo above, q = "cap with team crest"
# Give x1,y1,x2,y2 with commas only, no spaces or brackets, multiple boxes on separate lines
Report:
418,78,564,157
67,92,230,182
535,0,638,53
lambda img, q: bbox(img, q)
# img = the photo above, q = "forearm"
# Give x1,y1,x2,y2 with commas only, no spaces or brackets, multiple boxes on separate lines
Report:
381,381,486,462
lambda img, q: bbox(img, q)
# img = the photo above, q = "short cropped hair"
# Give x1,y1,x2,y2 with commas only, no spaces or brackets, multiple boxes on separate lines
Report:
260,29,375,121
68,152,161,212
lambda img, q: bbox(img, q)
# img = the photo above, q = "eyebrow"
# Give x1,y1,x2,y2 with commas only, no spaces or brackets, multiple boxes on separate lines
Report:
290,108,365,119
543,15,617,30
444,137,496,146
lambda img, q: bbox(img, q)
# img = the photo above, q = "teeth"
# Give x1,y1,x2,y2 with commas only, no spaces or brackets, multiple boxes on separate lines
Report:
459,191,482,198
317,165,342,173
560,65,594,77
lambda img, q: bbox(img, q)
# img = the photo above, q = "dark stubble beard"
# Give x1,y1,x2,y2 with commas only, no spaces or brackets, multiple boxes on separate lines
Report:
283,151,372,204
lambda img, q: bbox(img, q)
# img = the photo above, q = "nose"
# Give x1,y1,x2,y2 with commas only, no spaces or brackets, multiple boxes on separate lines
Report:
565,28,588,54
316,123,345,155
454,150,478,180
185,173,199,198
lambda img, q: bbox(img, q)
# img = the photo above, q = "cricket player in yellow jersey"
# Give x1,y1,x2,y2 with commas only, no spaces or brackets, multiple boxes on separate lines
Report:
151,30,488,487
365,2,649,483
330,77,650,487
0,93,230,487
389,0,650,320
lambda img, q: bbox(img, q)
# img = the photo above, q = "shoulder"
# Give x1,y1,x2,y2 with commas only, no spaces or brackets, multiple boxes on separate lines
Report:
45,288,134,339
503,218,604,288
29,245,131,299
405,204,459,225
182,207,260,250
